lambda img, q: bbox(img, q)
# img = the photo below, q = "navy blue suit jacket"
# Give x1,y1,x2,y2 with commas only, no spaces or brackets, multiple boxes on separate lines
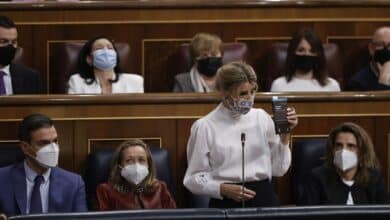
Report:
347,64,390,91
0,162,87,216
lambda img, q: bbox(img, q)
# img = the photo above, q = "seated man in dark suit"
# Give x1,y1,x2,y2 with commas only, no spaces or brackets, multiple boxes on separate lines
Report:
0,114,87,217
0,15,42,95
347,26,390,91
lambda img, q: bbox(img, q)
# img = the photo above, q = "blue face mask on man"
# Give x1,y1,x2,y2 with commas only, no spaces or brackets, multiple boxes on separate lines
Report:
92,48,117,71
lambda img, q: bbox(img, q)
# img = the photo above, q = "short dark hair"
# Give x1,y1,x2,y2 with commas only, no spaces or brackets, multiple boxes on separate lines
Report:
285,27,327,86
75,35,122,85
0,16,16,29
18,114,53,143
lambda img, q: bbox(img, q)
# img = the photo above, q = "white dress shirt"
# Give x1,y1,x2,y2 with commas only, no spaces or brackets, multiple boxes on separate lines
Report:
67,73,144,94
183,103,291,199
0,65,13,95
270,76,341,92
342,179,355,205
24,161,51,214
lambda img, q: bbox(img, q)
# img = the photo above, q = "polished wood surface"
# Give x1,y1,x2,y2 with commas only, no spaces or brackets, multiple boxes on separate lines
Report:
0,92,389,206
0,0,389,92
2,0,390,9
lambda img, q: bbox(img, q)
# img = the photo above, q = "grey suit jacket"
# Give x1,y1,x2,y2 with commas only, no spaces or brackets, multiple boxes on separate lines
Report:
172,72,195,92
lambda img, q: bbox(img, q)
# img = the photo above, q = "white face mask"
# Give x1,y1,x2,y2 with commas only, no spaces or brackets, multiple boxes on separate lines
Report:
120,163,149,185
333,149,358,172
35,143,60,168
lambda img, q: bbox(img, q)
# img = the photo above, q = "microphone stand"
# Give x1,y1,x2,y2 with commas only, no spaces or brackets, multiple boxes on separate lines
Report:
241,133,246,208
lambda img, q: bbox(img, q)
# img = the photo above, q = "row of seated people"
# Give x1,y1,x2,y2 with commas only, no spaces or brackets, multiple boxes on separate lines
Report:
0,15,389,95
0,63,389,217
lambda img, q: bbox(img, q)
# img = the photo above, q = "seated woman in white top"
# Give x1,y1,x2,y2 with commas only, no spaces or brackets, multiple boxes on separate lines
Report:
67,36,143,94
270,28,340,92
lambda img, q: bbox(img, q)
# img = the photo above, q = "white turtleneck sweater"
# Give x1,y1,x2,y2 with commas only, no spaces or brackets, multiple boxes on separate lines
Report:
183,103,291,199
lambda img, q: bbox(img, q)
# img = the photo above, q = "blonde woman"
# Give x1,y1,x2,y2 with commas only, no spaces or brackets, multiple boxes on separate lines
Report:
96,140,176,210
184,62,298,208
173,32,223,92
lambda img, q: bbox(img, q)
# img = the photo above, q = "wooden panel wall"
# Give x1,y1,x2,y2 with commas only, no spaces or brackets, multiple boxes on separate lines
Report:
0,2,389,92
0,92,389,206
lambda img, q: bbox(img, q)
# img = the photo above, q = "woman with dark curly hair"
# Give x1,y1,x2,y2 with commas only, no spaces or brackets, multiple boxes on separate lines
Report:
67,36,143,94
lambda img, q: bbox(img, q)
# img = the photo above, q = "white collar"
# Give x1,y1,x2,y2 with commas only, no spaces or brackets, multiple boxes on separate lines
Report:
24,160,52,183
0,65,11,76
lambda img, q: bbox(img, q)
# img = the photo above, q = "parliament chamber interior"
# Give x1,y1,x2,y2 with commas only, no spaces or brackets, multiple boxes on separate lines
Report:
0,0,390,219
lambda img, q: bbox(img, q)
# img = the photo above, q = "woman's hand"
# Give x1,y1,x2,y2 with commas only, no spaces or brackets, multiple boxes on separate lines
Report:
279,107,298,145
220,183,256,202
377,61,390,86
287,107,298,130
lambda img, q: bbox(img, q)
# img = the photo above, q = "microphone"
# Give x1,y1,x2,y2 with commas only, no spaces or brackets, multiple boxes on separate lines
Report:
241,133,246,145
241,132,246,208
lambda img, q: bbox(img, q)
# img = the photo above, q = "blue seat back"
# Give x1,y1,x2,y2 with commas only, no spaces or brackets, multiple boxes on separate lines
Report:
291,138,327,204
0,143,24,168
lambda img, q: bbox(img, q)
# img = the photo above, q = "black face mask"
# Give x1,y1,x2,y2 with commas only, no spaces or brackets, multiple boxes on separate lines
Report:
0,44,16,66
196,57,223,77
294,54,319,73
373,47,390,65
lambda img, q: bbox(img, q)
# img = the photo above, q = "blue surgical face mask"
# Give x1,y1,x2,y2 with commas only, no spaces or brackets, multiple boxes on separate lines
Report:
226,95,254,116
92,48,117,71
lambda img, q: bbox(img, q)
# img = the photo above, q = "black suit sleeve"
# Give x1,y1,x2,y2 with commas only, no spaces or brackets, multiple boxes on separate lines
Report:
301,169,323,205
346,78,364,91
10,63,43,94
373,171,390,204
28,69,43,94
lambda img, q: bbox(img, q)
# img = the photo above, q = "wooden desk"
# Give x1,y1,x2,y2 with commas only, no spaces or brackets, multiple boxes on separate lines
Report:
0,91,389,206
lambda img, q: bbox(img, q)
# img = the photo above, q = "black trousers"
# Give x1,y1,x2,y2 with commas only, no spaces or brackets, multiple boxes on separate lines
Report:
209,179,280,208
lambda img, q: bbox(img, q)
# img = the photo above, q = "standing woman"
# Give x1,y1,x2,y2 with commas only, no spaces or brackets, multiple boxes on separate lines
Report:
96,140,176,210
183,61,298,208
270,28,340,92
67,36,143,94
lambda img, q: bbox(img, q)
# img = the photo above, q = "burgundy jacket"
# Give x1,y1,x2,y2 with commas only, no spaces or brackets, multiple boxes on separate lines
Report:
96,181,176,210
